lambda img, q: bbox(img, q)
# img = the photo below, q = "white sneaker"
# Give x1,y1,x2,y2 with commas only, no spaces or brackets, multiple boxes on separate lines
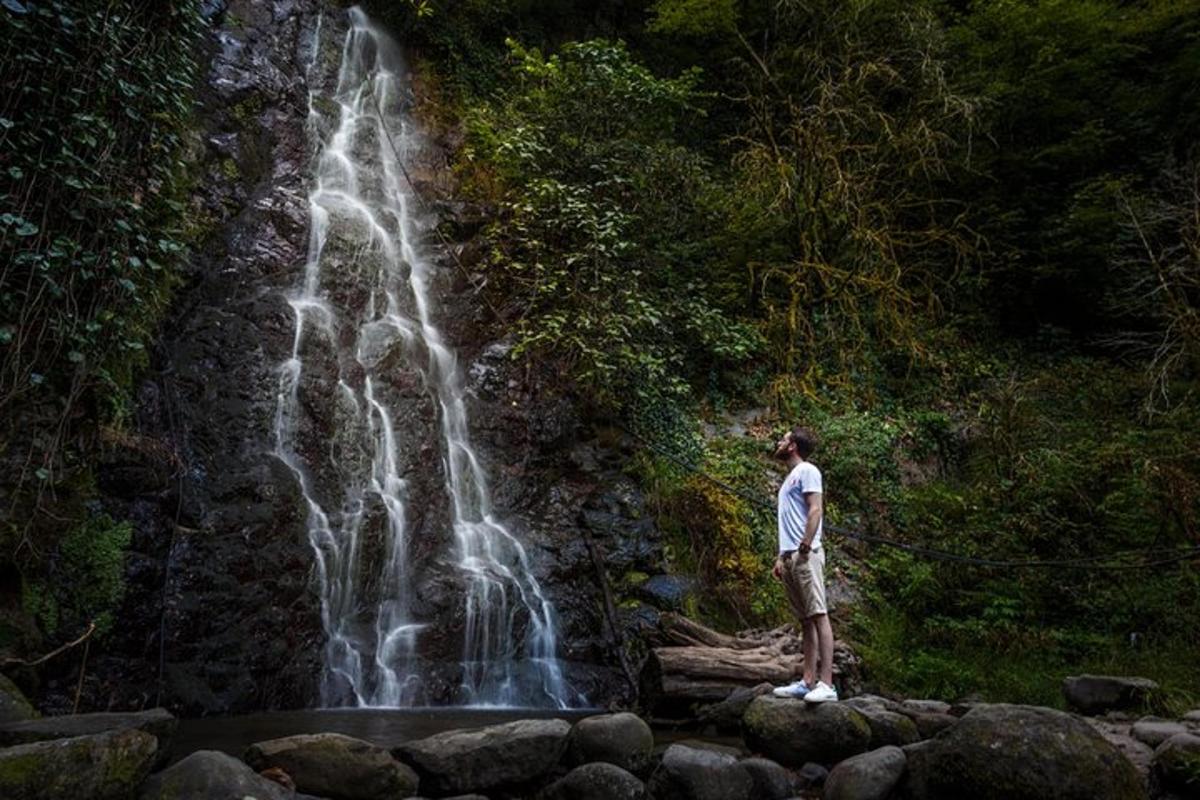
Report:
772,680,810,699
804,681,838,703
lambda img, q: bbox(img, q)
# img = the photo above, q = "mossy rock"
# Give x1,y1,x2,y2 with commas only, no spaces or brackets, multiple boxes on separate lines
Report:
139,749,294,800
899,704,1145,800
1151,732,1200,798
0,673,37,723
0,728,157,800
741,696,871,767
243,732,418,800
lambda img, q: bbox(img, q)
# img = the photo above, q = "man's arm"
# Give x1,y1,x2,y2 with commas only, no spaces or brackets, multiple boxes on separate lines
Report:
799,492,823,552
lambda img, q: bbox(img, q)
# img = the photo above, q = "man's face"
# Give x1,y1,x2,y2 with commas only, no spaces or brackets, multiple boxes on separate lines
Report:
774,433,795,461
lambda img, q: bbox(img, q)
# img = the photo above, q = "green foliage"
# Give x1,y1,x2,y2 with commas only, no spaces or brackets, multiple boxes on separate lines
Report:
22,513,132,638
0,1,204,441
464,39,761,411
647,0,737,37
948,0,1200,337
415,0,1200,702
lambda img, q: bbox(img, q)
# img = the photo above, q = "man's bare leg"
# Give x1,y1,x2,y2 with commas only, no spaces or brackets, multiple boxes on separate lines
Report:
801,616,818,686
813,613,835,686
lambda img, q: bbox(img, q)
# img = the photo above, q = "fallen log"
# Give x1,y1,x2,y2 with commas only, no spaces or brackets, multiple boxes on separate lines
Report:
648,645,801,705
639,614,860,716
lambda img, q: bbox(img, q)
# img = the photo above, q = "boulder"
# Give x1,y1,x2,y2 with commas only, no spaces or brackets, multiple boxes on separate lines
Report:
1184,710,1200,725
842,695,903,713
905,711,958,739
543,762,646,800
740,756,799,799
567,712,653,773
0,674,37,723
0,728,157,800
901,699,950,716
1131,717,1188,749
1063,675,1158,716
244,732,419,800
742,696,871,766
854,708,920,748
139,749,297,800
647,743,753,800
824,745,907,800
1151,732,1200,799
899,704,1145,800
634,575,695,611
697,683,774,733
394,718,570,795
670,738,744,758
0,708,176,755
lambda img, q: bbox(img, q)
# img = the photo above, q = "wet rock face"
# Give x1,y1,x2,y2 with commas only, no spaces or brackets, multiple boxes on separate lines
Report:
75,0,329,714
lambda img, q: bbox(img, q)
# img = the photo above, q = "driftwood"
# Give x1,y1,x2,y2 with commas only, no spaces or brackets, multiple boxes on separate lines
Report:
641,615,803,709
640,614,859,712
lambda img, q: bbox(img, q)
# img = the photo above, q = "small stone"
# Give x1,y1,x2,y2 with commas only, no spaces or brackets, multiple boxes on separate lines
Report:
1063,675,1159,716
634,574,696,610
543,762,645,800
824,745,907,800
739,756,798,799
797,762,830,789
647,744,753,800
1131,717,1189,748
567,713,654,773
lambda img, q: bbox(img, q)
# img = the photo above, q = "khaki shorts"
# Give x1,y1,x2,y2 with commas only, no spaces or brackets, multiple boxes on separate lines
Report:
777,547,828,618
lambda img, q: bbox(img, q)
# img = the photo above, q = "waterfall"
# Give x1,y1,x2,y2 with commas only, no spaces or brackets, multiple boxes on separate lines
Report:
272,6,578,709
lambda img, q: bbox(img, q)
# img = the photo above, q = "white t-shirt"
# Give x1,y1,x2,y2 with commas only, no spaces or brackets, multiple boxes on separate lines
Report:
777,460,823,554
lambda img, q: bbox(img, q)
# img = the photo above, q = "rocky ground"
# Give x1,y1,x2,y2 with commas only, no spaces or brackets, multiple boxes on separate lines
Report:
2,672,1198,799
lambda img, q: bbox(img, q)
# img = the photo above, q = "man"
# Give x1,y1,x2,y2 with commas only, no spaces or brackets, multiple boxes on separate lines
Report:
770,426,837,702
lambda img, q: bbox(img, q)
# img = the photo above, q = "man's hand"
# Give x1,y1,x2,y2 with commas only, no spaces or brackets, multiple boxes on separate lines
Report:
772,560,783,581
797,541,812,556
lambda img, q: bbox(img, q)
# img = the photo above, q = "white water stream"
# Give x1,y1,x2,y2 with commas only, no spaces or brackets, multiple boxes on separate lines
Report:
272,7,576,708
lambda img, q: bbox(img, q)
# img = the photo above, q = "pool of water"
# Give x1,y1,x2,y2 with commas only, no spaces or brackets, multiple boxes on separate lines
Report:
171,708,600,763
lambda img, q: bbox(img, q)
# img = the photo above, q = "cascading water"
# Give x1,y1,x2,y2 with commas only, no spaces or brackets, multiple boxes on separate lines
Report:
273,7,578,709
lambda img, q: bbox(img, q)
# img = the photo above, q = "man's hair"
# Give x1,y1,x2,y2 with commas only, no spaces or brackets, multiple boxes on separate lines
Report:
789,426,817,458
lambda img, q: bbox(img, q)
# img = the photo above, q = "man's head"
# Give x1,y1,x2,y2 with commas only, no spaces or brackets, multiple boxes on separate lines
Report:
774,425,817,462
